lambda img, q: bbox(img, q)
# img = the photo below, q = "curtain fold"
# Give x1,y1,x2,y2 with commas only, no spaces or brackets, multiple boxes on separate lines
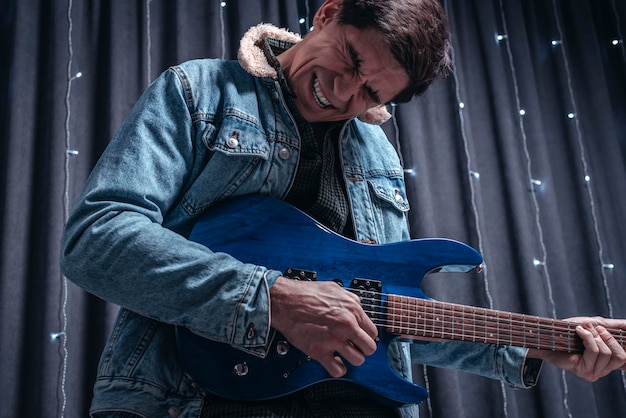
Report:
1,1,624,417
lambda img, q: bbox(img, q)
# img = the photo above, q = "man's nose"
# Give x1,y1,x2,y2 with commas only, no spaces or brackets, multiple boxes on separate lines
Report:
333,73,363,102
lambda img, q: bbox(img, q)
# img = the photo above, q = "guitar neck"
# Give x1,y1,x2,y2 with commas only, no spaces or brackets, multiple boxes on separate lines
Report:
383,295,626,353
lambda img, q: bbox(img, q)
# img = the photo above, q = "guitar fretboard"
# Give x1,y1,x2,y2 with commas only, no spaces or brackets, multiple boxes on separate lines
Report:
377,294,626,353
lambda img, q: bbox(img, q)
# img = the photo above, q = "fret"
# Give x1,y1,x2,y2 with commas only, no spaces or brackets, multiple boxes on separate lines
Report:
384,294,619,354
472,307,476,342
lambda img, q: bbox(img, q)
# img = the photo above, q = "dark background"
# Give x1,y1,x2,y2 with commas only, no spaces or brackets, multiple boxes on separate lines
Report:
1,0,625,417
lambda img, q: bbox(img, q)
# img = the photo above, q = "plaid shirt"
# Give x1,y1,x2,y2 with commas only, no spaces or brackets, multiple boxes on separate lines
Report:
263,38,353,237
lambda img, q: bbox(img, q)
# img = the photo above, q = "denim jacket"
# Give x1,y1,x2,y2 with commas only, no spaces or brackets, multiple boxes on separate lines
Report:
60,24,538,418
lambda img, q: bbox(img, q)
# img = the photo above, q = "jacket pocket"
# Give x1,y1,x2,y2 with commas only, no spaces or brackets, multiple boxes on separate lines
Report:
365,176,410,243
367,176,410,213
181,114,272,215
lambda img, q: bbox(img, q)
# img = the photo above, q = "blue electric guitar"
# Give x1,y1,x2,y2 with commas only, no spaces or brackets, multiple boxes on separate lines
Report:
175,195,625,406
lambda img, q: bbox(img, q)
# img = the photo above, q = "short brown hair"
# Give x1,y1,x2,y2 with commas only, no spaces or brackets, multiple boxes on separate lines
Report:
337,0,452,103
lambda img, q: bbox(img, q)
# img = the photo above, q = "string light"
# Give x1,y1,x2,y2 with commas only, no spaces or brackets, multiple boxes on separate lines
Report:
459,102,465,109
50,332,66,341
533,258,546,267
519,109,526,116
403,168,416,176
551,40,562,46
584,175,591,183
219,1,226,60
567,112,575,119
495,33,507,42
611,39,623,46
470,171,481,179
603,263,615,270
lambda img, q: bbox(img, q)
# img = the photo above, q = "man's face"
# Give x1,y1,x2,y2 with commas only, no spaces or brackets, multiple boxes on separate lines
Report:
277,2,410,123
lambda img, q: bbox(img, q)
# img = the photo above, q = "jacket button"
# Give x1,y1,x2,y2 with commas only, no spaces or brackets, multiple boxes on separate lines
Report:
278,147,290,159
226,137,238,149
168,406,181,417
226,131,239,148
394,189,404,203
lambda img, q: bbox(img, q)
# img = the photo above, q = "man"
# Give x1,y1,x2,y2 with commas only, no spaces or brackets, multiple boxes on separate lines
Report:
60,0,626,417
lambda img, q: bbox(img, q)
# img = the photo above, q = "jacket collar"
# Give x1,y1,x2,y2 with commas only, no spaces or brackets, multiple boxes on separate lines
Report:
237,23,392,125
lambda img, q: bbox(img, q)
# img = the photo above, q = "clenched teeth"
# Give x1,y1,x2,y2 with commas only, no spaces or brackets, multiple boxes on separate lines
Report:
313,77,331,108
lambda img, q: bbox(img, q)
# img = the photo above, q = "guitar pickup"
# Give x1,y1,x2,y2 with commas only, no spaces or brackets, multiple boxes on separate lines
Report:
284,268,317,281
349,279,383,326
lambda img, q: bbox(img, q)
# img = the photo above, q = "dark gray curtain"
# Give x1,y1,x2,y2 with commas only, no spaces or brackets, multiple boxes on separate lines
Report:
1,0,625,417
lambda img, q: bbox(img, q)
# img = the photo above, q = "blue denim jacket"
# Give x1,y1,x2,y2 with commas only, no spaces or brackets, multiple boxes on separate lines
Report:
61,26,536,418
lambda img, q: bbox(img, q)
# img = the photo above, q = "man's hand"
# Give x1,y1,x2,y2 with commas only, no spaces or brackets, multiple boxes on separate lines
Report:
269,276,379,378
528,317,626,381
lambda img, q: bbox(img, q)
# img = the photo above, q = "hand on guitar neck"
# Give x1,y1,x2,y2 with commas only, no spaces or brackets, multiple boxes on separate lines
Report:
527,317,626,382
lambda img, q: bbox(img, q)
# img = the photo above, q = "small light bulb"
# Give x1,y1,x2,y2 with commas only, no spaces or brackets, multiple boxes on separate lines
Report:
470,171,480,179
299,18,305,24
519,109,526,116
567,113,575,119
459,102,465,109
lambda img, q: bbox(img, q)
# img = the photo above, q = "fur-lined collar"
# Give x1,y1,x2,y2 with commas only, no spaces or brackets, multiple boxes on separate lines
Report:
237,23,392,125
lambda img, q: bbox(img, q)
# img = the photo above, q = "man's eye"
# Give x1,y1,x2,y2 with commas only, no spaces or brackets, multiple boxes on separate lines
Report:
348,44,362,71
366,86,381,104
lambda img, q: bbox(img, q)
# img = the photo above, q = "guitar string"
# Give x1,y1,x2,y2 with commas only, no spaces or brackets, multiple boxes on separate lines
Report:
362,294,626,340
350,291,626,347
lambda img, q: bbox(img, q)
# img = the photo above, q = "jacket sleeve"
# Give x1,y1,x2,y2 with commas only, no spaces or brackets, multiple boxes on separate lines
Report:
60,66,280,355
410,340,543,388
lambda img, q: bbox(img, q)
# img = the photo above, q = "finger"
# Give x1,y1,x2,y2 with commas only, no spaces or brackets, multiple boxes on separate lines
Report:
352,327,378,356
336,341,367,367
591,326,614,377
316,352,348,378
577,324,600,365
596,326,626,371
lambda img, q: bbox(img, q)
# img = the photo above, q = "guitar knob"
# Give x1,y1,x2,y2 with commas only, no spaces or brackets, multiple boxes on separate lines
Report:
276,341,290,356
233,362,249,377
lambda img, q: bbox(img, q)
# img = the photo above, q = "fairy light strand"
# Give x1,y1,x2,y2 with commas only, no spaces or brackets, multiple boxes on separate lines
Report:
496,0,572,415
58,0,78,416
220,1,227,60
552,0,626,396
439,1,507,415
551,0,616,319
610,0,626,64
146,0,153,83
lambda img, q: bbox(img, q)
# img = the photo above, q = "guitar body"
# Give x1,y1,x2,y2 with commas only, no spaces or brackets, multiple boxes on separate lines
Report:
176,195,483,406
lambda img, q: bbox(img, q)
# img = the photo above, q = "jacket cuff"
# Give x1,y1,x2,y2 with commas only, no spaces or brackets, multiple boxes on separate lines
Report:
499,346,543,388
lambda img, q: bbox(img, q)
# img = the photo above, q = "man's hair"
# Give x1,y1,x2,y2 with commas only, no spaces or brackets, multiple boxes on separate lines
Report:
337,0,452,103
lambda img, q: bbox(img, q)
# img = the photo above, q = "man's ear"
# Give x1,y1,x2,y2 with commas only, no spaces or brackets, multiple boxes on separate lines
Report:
312,0,342,29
